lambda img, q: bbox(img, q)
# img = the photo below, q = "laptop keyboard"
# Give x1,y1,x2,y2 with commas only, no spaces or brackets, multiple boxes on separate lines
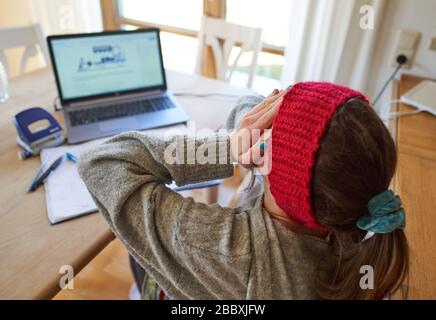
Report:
69,96,176,127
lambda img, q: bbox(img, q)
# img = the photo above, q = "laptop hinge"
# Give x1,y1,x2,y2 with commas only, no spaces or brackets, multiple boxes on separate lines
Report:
65,89,166,108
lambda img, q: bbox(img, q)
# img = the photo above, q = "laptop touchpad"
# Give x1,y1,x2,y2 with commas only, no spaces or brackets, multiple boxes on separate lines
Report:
98,117,139,132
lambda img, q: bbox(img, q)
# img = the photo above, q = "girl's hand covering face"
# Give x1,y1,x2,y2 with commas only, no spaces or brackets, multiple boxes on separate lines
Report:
230,89,284,169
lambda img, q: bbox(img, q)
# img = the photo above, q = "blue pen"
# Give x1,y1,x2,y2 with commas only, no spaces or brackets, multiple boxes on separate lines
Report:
27,155,64,192
66,152,78,164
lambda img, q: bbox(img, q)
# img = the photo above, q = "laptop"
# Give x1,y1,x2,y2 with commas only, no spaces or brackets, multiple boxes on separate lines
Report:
47,29,189,144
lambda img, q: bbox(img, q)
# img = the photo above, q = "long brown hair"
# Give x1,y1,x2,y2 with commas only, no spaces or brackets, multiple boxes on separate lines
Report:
311,98,409,299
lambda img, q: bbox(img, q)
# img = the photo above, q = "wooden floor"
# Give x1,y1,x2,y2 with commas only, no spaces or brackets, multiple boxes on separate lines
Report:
53,171,243,300
53,239,133,300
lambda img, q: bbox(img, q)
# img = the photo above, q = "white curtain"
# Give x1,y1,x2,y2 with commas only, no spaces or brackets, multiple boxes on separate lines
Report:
29,0,103,36
281,0,386,94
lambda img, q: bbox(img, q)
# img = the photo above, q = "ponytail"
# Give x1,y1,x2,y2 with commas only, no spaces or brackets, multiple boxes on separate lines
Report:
316,229,409,299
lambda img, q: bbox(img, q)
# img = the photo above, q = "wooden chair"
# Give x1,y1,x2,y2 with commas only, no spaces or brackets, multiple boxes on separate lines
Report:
194,16,261,202
195,15,262,88
0,23,49,77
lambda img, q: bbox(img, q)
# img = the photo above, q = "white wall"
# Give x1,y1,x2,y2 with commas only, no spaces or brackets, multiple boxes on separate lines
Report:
0,0,38,77
0,0,103,77
29,0,103,36
367,0,436,110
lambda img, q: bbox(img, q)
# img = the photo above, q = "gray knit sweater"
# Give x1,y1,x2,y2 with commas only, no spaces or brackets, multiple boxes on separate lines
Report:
78,95,332,299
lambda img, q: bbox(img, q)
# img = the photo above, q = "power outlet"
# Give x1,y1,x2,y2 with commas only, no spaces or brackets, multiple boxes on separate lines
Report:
391,29,421,69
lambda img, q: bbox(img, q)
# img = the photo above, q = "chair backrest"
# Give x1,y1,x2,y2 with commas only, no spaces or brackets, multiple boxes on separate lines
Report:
195,16,262,88
0,23,49,77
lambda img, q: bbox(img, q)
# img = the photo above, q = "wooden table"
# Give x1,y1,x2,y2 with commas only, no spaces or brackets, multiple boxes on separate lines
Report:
393,74,436,299
0,67,251,299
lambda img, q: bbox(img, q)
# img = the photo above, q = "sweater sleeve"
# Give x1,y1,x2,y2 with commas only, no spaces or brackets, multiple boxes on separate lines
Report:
78,131,249,299
78,95,264,299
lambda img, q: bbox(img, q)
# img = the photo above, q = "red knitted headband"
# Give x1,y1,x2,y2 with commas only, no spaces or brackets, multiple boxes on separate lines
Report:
268,82,369,231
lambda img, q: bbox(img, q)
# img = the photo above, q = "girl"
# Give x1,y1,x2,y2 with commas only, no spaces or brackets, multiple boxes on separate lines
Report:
79,82,408,299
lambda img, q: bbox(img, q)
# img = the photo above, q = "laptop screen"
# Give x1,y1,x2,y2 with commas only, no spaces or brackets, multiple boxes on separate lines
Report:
48,29,166,103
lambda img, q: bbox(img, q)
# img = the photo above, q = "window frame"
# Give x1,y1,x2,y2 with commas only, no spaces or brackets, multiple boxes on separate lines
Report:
100,0,285,56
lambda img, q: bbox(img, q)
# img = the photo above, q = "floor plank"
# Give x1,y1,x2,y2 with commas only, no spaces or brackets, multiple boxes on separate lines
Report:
53,239,133,300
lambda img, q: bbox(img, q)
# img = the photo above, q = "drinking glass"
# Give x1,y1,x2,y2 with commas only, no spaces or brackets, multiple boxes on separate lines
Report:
0,61,9,103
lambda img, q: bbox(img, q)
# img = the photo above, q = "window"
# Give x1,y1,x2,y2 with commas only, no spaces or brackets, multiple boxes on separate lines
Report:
119,0,203,31
226,0,291,48
118,0,203,74
226,0,290,92
103,0,291,94
121,24,199,74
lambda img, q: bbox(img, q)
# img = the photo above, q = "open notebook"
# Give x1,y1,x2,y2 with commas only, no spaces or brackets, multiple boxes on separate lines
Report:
41,125,189,224
41,139,103,224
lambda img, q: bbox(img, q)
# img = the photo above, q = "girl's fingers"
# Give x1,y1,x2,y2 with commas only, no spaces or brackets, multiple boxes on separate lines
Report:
267,89,286,102
258,91,283,112
249,97,282,130
245,94,283,129
245,89,283,117
239,130,271,167
247,90,278,114
234,89,284,166
267,88,279,98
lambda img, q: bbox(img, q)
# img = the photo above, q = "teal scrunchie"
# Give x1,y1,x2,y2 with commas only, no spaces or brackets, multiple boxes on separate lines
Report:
356,190,405,234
